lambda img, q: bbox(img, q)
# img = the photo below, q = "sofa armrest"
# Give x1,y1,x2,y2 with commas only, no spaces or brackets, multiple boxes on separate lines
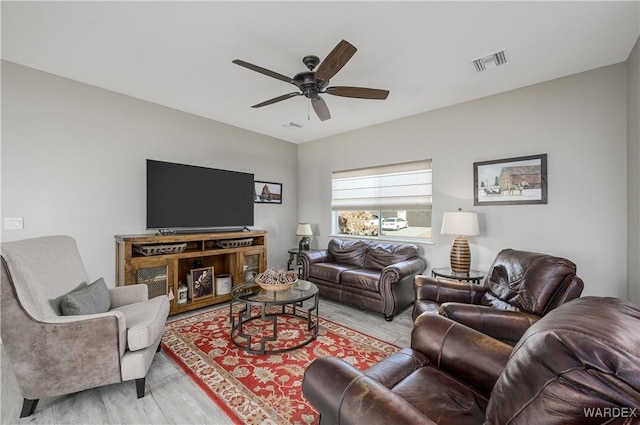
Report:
303,356,436,425
299,249,331,264
109,284,149,308
299,250,332,279
414,275,486,304
440,303,541,345
382,257,427,283
411,313,512,395
364,347,429,388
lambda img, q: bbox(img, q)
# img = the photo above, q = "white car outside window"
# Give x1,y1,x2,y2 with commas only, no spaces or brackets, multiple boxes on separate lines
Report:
381,217,408,230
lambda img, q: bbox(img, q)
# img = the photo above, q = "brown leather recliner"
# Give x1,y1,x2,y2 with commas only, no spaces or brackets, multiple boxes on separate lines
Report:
413,248,584,345
303,296,640,425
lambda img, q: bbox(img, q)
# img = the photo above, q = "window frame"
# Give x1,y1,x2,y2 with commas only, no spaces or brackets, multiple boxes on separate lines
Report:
330,160,433,243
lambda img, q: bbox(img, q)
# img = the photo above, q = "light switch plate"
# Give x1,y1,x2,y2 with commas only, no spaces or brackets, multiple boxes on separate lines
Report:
4,218,24,230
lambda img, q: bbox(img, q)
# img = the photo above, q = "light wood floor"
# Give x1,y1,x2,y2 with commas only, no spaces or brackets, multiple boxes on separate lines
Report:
1,298,414,425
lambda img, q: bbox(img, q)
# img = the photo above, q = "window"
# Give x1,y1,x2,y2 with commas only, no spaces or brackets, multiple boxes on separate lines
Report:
331,160,432,240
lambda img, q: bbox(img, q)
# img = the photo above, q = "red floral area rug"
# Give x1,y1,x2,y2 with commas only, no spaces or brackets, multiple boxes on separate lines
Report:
162,304,400,425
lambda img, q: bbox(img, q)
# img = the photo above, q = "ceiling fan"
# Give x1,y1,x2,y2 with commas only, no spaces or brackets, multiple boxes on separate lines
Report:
232,40,389,121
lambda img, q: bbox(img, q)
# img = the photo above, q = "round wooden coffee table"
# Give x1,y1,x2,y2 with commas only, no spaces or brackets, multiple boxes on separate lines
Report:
229,280,319,354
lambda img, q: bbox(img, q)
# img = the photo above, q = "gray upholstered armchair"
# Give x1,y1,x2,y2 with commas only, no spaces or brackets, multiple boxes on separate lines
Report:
1,235,170,418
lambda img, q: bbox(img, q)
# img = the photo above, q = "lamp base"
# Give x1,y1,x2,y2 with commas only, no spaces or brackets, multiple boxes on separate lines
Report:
298,237,310,251
450,236,471,274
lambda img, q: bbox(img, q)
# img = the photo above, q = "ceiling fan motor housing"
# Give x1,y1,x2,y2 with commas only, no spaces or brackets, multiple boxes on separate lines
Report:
294,70,329,98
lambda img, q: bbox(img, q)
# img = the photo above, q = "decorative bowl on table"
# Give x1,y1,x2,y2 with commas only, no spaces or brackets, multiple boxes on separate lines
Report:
255,269,298,291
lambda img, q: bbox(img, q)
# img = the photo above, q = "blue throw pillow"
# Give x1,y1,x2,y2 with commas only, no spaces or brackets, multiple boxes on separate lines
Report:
60,277,111,315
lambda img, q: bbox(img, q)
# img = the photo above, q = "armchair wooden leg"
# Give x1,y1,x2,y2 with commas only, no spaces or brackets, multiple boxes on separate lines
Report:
20,398,39,417
135,378,146,398
156,343,162,353
384,314,394,322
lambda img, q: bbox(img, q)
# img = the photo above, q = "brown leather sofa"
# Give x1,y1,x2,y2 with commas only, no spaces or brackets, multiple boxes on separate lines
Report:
413,248,584,345
299,239,427,321
303,296,640,425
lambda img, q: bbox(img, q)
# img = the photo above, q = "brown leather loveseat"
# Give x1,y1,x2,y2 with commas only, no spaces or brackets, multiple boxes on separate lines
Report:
303,296,640,425
299,238,427,321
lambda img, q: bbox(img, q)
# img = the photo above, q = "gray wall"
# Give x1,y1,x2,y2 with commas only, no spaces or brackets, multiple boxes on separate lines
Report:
298,63,629,299
2,57,637,301
628,37,640,305
1,61,299,285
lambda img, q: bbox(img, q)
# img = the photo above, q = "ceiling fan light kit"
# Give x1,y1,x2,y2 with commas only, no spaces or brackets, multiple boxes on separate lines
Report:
232,40,389,121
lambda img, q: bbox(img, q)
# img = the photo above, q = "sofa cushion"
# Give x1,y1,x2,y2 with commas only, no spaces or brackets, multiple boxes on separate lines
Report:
392,366,488,425
341,268,382,292
309,263,360,282
111,295,169,351
328,239,369,267
60,277,111,316
364,243,420,270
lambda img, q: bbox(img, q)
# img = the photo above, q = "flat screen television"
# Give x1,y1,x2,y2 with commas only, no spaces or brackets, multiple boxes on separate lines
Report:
146,159,254,231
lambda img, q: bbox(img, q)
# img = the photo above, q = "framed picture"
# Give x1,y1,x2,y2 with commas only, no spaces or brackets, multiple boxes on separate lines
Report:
254,181,282,204
474,154,547,206
191,266,214,300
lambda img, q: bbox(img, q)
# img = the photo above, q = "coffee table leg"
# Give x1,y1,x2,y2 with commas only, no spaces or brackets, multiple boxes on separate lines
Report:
234,304,254,349
306,293,319,335
255,303,277,354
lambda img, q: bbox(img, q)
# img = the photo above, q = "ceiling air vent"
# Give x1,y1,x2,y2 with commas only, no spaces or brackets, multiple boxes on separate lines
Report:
473,50,507,72
282,122,303,129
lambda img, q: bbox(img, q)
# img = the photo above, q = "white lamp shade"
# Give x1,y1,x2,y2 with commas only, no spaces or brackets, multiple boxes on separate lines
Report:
296,223,313,236
441,211,479,236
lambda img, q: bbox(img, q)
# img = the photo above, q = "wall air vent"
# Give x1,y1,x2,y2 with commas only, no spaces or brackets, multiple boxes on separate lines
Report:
282,122,303,129
472,50,507,72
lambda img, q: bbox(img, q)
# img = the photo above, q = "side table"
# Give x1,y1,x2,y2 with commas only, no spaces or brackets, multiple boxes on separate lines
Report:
431,267,485,284
287,248,318,277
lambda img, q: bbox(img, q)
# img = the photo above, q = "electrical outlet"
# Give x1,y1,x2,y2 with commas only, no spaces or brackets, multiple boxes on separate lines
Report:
4,218,24,230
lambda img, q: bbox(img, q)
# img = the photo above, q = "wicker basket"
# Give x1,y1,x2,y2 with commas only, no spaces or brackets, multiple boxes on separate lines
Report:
257,281,296,292
216,238,254,249
255,269,298,291
134,243,187,256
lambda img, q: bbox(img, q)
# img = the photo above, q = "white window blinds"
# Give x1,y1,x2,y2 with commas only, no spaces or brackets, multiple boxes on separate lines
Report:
331,160,432,211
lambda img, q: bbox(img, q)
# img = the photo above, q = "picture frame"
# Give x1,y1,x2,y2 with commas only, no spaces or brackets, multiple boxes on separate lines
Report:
474,154,547,206
254,181,282,204
191,266,214,300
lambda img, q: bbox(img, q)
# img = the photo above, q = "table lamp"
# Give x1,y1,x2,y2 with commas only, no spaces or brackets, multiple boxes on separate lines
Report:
296,223,313,251
440,209,480,274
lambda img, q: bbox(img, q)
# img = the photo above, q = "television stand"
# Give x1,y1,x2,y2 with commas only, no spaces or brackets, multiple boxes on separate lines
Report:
115,230,267,315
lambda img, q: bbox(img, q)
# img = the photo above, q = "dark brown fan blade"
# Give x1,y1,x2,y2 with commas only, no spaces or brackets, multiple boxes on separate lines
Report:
311,96,331,121
251,92,301,108
325,86,389,100
314,40,357,82
232,59,296,85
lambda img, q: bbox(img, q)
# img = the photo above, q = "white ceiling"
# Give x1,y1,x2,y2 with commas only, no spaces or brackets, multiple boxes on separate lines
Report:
2,1,639,144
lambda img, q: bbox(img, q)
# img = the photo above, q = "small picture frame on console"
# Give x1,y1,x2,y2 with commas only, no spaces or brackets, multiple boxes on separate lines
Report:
254,181,283,204
191,267,215,300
